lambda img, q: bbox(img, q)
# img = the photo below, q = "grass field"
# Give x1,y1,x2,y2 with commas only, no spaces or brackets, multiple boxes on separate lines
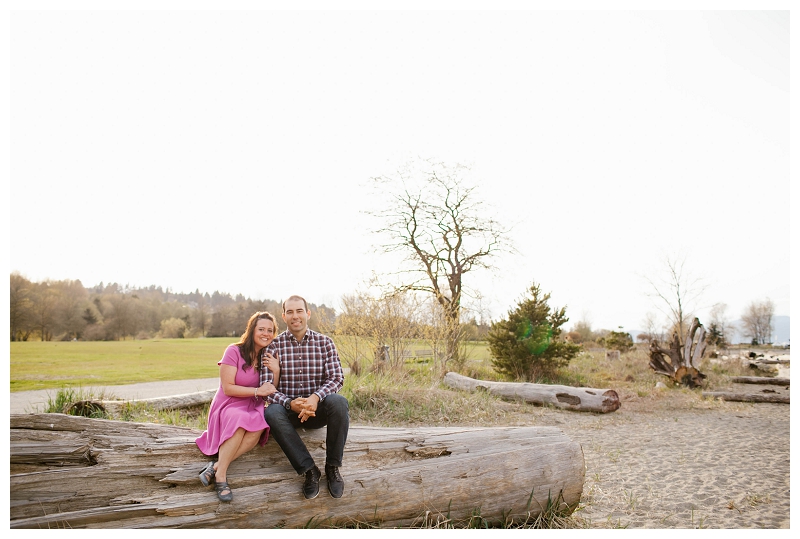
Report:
9,338,235,392
9,337,494,392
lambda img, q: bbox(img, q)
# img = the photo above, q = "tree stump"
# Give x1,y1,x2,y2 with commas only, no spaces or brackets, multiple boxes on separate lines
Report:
10,413,585,529
443,372,620,413
648,317,707,387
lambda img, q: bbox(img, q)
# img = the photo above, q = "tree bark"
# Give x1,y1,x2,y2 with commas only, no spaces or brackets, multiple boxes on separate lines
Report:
730,376,790,386
702,391,789,404
10,413,585,529
443,372,620,413
67,390,216,415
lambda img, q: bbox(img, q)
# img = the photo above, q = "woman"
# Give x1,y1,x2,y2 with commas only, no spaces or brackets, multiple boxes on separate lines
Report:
195,311,280,502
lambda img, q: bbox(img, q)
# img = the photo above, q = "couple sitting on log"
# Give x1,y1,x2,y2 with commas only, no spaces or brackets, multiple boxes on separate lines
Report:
195,295,349,502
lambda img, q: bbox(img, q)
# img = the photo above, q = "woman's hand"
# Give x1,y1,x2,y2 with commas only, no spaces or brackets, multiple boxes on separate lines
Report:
256,382,276,398
264,352,280,374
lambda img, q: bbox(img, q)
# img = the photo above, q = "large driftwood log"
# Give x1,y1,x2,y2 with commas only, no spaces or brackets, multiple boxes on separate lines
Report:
648,317,707,387
730,376,790,386
443,372,620,413
67,390,216,415
702,391,789,404
10,413,585,529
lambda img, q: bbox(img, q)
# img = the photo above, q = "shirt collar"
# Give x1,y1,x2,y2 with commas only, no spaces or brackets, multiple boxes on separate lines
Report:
286,328,316,344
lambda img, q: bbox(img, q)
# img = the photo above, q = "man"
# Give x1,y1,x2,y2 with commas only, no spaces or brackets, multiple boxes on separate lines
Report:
261,295,349,499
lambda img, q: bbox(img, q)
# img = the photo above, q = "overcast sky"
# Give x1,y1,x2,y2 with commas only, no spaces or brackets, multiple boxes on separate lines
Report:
7,2,793,335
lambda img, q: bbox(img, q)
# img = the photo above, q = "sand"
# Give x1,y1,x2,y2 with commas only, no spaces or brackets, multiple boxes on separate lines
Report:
529,389,790,528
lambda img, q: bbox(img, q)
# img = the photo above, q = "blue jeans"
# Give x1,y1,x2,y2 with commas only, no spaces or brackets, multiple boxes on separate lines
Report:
264,393,349,475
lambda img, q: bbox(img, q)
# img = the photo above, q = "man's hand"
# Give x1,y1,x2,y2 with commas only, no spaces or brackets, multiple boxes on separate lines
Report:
289,398,315,422
293,395,319,423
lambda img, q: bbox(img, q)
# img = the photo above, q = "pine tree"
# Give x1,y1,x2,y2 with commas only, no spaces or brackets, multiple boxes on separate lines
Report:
487,282,581,381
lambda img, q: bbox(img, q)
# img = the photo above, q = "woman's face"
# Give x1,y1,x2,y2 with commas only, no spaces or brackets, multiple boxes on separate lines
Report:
253,318,275,350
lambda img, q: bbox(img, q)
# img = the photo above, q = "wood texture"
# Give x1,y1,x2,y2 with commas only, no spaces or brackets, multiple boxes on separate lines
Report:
443,372,620,413
10,413,585,529
702,391,789,404
730,376,790,386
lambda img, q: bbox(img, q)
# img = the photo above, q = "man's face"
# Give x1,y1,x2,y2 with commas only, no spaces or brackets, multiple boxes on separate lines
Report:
282,299,310,334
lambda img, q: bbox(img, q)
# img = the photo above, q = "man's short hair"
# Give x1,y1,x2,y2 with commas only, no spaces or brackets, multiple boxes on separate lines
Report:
282,295,309,313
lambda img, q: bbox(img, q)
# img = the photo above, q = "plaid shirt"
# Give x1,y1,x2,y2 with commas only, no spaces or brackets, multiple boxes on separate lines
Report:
260,328,344,408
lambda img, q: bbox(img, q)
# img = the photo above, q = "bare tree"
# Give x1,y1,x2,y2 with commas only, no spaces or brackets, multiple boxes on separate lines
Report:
54,279,89,340
707,302,732,349
323,288,420,372
10,273,33,341
192,296,211,337
740,298,775,345
368,159,511,364
643,254,707,344
31,281,60,341
640,311,666,344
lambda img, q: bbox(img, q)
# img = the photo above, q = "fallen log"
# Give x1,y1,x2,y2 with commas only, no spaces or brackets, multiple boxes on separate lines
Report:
748,362,780,374
10,413,585,529
66,390,216,415
730,376,790,386
443,372,620,413
702,391,789,404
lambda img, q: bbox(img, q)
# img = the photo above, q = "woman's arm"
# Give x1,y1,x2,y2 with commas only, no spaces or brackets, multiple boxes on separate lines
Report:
220,364,255,397
219,364,277,398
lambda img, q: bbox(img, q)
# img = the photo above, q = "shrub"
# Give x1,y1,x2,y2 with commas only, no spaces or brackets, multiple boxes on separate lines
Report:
487,282,581,381
597,330,634,353
158,317,187,339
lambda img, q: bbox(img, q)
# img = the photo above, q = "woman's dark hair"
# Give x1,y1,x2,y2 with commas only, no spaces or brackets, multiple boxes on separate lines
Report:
236,311,278,371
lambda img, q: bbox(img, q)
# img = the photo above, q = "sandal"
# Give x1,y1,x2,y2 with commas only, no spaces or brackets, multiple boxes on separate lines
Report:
215,481,233,502
199,461,216,487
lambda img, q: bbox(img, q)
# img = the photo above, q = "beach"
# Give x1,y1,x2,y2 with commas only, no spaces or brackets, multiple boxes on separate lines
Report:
525,385,790,528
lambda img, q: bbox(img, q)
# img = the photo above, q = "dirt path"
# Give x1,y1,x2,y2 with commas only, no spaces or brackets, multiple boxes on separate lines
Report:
8,378,219,414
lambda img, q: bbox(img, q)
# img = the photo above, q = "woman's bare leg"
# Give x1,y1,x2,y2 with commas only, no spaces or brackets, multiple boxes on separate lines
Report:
215,428,245,483
214,429,264,481
231,429,263,461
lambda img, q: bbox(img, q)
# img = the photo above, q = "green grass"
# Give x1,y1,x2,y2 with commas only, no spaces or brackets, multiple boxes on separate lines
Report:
10,338,232,391
10,337,493,392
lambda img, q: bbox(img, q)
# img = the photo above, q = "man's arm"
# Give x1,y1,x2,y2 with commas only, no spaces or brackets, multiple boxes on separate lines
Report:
312,336,344,402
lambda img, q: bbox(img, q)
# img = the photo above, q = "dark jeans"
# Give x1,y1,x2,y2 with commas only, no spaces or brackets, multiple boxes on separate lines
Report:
264,393,349,475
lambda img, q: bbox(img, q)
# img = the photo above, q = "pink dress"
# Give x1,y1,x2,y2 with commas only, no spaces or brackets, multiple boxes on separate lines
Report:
195,344,269,455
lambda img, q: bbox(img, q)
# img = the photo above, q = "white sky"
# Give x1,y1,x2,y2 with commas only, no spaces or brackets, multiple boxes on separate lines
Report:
6,1,794,335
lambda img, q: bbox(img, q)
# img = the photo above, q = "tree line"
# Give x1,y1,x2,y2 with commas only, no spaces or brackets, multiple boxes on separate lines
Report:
9,273,322,342
8,273,488,346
